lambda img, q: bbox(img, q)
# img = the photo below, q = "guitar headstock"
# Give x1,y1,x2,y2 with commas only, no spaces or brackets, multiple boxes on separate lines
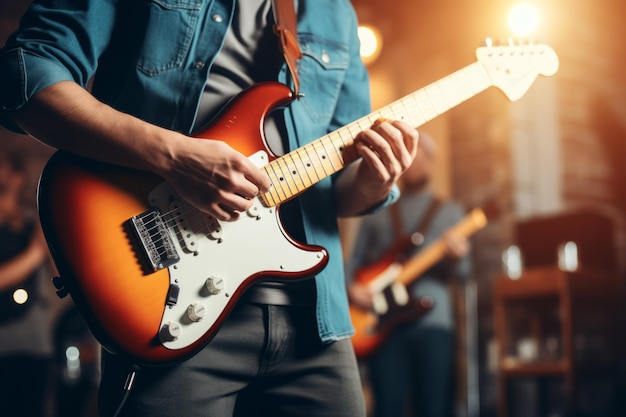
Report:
476,39,559,101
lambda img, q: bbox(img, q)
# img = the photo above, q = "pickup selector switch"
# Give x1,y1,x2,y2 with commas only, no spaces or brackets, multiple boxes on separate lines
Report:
166,283,180,306
205,276,224,295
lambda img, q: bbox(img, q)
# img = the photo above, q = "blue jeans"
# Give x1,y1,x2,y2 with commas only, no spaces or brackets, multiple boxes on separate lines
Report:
369,326,455,417
99,301,366,417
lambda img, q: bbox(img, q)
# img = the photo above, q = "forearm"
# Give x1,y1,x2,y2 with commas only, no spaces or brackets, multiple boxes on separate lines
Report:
10,81,178,177
10,81,270,221
335,162,394,217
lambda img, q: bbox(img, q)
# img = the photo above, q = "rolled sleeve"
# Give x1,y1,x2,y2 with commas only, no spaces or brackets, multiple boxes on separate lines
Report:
0,0,118,133
369,183,400,212
0,48,75,133
354,183,401,216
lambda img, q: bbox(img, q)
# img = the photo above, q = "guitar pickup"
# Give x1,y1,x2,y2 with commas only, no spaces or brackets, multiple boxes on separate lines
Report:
131,208,180,271
169,200,199,253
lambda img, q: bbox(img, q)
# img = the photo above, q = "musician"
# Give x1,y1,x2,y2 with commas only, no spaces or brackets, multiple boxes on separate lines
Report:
0,150,54,417
346,132,471,417
0,1,418,416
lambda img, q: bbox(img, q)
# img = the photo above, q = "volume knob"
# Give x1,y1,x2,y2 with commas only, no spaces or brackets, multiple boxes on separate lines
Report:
205,276,224,295
159,322,182,342
187,302,206,322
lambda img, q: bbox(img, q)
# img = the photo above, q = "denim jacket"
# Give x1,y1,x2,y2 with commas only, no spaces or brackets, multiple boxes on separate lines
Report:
0,0,399,342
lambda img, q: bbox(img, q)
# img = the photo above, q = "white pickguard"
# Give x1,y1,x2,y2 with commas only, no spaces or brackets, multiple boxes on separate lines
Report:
147,151,325,350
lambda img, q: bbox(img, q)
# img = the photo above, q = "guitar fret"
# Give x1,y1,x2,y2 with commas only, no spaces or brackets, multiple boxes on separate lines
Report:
264,163,289,205
274,157,301,197
322,136,345,169
344,123,363,141
335,129,360,164
324,133,343,165
285,152,314,191
459,66,480,100
310,140,336,174
302,143,329,179
322,138,341,170
436,78,459,114
397,97,418,127
417,88,440,121
293,147,320,183
453,69,473,102
315,137,335,171
258,44,556,208
406,95,427,126
388,103,400,119
261,188,277,207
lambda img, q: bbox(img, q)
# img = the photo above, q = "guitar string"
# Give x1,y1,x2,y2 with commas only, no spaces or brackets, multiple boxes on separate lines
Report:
139,49,553,261
138,64,490,255
137,146,343,256
139,111,432,256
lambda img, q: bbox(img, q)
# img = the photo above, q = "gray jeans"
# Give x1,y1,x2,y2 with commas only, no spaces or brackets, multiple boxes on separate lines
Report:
99,302,366,417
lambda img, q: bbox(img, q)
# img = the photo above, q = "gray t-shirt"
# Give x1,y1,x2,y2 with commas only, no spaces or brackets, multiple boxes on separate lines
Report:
193,0,285,154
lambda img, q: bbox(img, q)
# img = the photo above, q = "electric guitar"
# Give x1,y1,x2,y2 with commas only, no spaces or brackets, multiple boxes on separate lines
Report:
350,208,488,359
38,43,558,365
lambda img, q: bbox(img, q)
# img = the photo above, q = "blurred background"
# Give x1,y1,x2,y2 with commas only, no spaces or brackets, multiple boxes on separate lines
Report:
1,1,625,416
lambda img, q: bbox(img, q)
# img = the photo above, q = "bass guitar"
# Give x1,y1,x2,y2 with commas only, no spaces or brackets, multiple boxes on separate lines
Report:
38,43,558,365
350,208,488,359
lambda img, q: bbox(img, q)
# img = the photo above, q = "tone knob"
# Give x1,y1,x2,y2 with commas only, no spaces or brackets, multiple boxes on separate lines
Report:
246,201,261,218
160,322,182,342
205,277,224,295
205,216,223,240
187,302,206,322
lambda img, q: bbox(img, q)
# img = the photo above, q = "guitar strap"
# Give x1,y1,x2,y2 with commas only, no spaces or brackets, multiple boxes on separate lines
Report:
272,0,302,96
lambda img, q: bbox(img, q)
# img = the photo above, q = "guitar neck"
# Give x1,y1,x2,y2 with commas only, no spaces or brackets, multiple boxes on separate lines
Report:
370,208,487,290
259,62,491,207
397,208,487,285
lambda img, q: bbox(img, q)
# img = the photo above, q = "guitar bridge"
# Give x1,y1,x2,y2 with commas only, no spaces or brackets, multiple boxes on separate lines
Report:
131,209,180,271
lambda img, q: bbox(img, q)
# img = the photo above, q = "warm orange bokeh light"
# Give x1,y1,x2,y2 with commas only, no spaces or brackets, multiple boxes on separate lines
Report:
358,25,383,65
508,2,540,37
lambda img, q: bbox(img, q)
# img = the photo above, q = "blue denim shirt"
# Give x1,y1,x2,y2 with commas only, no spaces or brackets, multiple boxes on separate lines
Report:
0,0,399,342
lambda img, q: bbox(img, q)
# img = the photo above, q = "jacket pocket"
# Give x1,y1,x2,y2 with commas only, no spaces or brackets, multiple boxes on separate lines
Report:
297,33,349,125
136,0,203,76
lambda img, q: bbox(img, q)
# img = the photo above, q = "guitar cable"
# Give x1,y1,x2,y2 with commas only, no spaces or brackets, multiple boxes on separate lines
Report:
110,367,139,417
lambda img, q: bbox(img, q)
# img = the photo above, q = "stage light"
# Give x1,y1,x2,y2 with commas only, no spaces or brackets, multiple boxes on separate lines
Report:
12,288,28,304
358,25,382,65
508,2,540,37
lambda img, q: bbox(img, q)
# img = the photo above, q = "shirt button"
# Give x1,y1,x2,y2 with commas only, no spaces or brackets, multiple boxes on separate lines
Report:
321,51,330,63
195,61,205,69
212,14,223,23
